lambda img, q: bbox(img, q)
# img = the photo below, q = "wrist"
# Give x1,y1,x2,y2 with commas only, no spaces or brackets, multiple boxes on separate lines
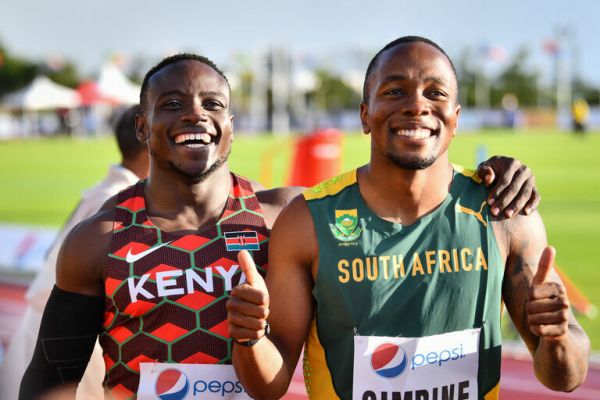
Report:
233,322,270,347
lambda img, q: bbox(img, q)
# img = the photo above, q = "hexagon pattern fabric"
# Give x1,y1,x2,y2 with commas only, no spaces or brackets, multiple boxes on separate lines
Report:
99,174,269,399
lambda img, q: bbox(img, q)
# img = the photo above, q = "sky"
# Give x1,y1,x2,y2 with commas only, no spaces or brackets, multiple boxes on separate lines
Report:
1,0,599,85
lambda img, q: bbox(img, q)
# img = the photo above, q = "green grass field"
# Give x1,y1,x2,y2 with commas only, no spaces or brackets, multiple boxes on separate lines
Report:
1,129,599,349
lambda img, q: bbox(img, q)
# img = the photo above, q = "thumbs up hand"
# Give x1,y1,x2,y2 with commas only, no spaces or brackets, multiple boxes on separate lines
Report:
526,246,570,340
227,250,270,345
238,250,267,290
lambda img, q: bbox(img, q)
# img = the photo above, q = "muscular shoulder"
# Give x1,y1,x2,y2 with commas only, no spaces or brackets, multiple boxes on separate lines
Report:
269,194,318,270
491,210,547,266
256,186,305,229
56,196,117,296
273,193,313,224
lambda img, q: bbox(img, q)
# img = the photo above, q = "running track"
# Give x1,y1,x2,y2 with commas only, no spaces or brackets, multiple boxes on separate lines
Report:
1,282,598,400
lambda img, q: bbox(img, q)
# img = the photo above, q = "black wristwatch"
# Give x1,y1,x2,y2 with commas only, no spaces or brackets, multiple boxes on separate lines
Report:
233,322,270,347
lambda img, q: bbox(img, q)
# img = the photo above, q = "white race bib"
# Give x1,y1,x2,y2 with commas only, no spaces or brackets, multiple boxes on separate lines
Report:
353,329,480,400
138,363,252,399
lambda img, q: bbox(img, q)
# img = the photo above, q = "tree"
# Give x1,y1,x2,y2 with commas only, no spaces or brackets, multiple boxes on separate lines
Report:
572,77,600,106
492,47,540,107
0,40,81,98
0,42,37,99
45,61,80,88
455,46,478,107
308,69,360,111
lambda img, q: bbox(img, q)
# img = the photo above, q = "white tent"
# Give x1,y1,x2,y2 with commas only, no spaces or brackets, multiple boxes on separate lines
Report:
3,76,81,111
97,63,140,105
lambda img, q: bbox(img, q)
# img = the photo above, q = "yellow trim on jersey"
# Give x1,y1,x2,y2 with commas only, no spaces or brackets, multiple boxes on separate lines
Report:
452,163,483,184
303,170,357,201
484,382,500,400
303,166,481,202
304,319,340,399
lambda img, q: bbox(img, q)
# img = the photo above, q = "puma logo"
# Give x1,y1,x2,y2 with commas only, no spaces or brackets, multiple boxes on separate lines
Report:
455,201,487,227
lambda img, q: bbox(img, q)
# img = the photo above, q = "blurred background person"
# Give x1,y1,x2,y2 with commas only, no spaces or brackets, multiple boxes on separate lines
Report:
0,104,149,400
571,97,590,135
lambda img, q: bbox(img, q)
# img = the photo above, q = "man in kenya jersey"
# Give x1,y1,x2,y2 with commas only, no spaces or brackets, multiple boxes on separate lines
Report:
19,54,300,400
100,173,270,398
21,51,540,400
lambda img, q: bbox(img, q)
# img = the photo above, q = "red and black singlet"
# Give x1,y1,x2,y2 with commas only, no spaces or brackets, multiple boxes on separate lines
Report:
99,174,269,399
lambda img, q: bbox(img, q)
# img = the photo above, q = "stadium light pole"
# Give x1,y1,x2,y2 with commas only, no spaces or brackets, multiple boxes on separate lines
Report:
474,45,490,110
249,49,268,133
271,47,290,135
554,25,572,123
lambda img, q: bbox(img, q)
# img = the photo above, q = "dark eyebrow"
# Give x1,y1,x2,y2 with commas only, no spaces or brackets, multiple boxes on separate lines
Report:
156,90,227,100
381,74,408,84
156,89,184,99
381,74,450,87
423,76,449,86
199,91,226,98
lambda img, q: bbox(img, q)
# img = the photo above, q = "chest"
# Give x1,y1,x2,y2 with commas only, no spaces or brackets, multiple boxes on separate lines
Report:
312,199,503,331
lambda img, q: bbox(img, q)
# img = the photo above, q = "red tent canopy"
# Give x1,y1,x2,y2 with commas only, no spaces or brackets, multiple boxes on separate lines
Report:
77,80,117,106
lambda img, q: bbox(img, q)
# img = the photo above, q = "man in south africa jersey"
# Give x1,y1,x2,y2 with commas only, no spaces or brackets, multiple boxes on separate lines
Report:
227,37,590,400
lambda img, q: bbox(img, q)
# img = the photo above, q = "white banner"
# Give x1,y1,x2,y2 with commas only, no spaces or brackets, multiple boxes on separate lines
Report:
138,363,252,400
353,329,480,400
0,223,57,273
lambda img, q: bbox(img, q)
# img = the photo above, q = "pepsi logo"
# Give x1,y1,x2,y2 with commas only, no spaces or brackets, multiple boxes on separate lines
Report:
155,368,190,400
370,343,408,379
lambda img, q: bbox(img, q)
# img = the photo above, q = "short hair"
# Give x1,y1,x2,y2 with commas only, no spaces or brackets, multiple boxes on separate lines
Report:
114,104,146,160
362,36,458,102
139,53,230,111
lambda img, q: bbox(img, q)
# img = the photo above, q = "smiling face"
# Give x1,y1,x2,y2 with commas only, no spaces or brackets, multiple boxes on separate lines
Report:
136,60,233,181
360,41,460,170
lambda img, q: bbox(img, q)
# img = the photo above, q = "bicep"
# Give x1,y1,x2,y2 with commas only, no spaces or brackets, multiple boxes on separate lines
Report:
265,196,316,371
55,217,110,297
499,212,548,352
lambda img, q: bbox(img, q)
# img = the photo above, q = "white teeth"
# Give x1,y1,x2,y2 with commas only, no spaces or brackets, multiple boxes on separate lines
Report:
397,129,431,139
174,133,211,144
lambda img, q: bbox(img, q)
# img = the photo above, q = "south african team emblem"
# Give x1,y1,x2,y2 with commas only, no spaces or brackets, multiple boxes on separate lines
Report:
330,209,362,242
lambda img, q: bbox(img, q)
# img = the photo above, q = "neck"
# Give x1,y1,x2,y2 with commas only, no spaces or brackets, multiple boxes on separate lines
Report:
358,155,453,225
143,164,232,232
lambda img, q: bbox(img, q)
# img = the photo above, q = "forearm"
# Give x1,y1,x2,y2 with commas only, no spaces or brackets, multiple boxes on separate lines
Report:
233,338,294,400
19,286,103,399
533,324,590,392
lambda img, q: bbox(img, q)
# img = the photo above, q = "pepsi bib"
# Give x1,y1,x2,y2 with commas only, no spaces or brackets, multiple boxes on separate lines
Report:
352,329,480,400
138,363,251,399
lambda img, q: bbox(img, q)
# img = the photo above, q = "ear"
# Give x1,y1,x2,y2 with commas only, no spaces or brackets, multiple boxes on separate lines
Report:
230,114,235,141
359,101,371,134
135,113,148,142
452,104,461,137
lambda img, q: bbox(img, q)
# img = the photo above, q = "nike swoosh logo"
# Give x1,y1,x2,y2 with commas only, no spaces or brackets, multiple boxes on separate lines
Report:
125,241,172,263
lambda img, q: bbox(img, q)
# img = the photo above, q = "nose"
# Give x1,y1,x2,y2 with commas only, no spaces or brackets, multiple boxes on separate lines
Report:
402,93,430,117
181,102,208,124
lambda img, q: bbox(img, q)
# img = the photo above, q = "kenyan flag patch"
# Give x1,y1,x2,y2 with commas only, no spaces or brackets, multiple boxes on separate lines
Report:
224,231,260,251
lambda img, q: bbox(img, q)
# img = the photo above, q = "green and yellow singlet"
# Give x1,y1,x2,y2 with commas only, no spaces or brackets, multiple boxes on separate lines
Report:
302,166,504,400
